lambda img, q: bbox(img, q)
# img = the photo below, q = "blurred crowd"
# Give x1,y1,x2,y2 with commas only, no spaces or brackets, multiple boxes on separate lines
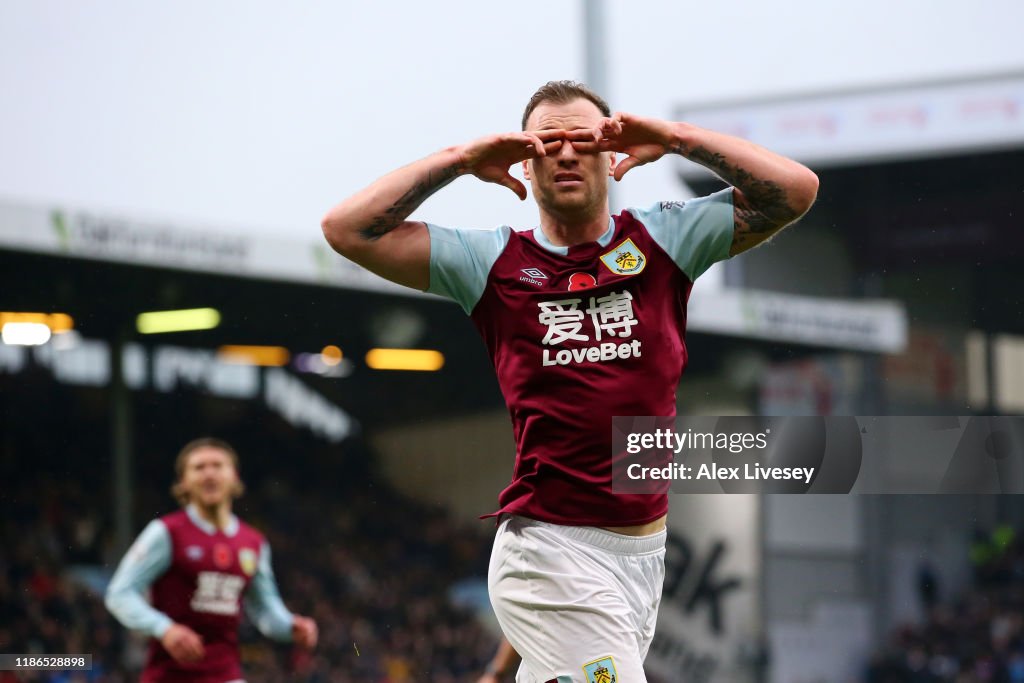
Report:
867,527,1024,683
0,477,499,683
0,383,500,682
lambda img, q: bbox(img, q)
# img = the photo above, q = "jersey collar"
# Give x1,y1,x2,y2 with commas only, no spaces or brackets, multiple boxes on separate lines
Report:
186,503,239,537
532,216,616,256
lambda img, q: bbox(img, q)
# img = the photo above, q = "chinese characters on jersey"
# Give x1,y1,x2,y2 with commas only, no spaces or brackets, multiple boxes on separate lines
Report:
538,290,642,366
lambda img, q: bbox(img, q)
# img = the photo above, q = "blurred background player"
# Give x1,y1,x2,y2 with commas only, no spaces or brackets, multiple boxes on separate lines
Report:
105,437,317,683
321,80,817,682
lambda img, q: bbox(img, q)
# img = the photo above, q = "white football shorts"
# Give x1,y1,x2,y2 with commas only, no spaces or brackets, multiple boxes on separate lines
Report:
488,514,667,683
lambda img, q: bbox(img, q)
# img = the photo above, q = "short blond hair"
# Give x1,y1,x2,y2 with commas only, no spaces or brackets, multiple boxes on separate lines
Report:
170,437,245,506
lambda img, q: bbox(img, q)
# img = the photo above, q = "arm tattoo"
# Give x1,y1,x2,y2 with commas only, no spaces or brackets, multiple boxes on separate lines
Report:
669,143,797,246
359,164,461,241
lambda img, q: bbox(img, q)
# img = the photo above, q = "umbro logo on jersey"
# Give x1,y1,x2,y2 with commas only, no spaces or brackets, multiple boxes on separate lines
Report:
519,267,549,287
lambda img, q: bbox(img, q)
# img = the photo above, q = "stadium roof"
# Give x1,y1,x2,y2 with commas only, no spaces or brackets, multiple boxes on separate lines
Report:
1,238,497,429
1,199,907,355
674,70,1024,178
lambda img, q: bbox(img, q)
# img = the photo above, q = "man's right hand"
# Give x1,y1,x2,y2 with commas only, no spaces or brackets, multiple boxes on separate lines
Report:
456,130,564,200
321,129,561,291
160,623,205,663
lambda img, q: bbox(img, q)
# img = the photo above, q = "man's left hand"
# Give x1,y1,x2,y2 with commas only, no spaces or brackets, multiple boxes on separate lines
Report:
566,112,680,181
291,615,318,649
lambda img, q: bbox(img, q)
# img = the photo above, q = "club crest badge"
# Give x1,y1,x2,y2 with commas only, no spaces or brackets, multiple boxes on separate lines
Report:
238,548,257,577
583,656,617,683
599,238,645,276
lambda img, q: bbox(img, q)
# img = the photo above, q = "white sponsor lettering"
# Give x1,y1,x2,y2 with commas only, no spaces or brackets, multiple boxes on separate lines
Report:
538,299,588,345
538,289,641,366
542,340,642,366
191,571,244,615
586,290,637,340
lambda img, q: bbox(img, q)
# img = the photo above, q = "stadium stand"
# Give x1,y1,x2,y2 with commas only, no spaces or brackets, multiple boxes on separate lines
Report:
0,381,500,682
866,526,1024,683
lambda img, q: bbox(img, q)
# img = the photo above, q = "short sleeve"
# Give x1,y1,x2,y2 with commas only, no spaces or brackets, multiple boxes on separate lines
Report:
626,188,735,281
426,223,511,314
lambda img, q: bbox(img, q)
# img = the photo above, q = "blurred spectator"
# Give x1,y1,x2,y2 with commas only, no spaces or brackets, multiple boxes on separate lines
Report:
868,526,1024,683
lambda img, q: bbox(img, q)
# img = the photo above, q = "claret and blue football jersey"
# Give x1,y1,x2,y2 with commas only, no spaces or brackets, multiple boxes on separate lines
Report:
427,189,735,527
105,504,295,683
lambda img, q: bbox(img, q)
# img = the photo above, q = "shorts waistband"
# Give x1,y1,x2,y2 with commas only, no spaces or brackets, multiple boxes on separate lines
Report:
504,515,666,555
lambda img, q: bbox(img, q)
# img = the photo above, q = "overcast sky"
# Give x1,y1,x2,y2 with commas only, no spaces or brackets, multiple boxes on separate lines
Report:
1,1,1021,239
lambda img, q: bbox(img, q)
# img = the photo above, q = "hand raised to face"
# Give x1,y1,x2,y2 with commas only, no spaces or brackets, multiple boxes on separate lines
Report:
564,112,678,181
456,129,565,200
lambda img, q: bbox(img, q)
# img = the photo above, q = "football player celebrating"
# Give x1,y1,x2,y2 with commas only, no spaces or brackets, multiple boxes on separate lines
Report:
106,438,317,683
322,80,817,682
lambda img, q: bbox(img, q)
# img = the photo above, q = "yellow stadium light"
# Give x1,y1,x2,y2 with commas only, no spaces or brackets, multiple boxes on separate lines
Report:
218,345,290,367
49,313,74,332
0,312,74,332
0,312,47,325
320,345,343,366
365,348,444,371
136,308,221,334
1,322,51,346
